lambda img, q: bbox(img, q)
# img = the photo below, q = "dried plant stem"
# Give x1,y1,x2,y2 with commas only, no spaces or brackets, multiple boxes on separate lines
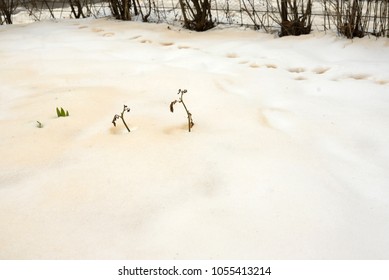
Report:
112,105,131,133
181,99,194,132
170,89,194,132
120,109,131,133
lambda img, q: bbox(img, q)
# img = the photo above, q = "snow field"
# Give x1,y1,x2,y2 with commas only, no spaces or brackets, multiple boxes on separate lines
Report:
0,18,389,259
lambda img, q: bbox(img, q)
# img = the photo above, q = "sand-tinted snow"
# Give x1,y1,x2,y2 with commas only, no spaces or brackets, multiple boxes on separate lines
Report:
1,18,389,259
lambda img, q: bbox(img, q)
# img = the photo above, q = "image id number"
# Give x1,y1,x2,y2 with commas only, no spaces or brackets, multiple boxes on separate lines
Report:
211,266,271,276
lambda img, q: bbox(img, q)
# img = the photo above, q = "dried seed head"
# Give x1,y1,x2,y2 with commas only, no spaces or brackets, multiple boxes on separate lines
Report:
170,101,177,112
112,114,120,126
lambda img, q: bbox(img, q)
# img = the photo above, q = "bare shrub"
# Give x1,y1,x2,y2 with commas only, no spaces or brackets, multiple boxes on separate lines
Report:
242,0,270,31
275,0,313,36
325,0,389,38
109,0,132,20
372,0,389,37
327,0,365,38
1,0,19,24
69,0,87,18
178,0,214,31
20,0,60,21
135,0,152,22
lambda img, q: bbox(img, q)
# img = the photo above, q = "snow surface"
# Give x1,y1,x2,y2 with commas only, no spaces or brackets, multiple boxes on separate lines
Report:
0,18,389,259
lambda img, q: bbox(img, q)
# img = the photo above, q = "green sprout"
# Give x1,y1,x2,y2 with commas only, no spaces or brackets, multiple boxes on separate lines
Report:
170,89,194,132
56,107,69,117
36,121,43,128
112,105,131,133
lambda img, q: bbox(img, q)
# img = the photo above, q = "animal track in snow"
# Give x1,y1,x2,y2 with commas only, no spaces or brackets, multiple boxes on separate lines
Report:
160,42,174,46
313,67,330,74
348,73,370,80
177,45,191,49
249,63,260,68
375,80,388,85
90,27,115,37
226,53,238,58
288,67,306,73
140,39,152,44
92,27,104,33
247,63,279,69
294,76,307,81
265,64,277,69
332,73,379,83
102,32,115,37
